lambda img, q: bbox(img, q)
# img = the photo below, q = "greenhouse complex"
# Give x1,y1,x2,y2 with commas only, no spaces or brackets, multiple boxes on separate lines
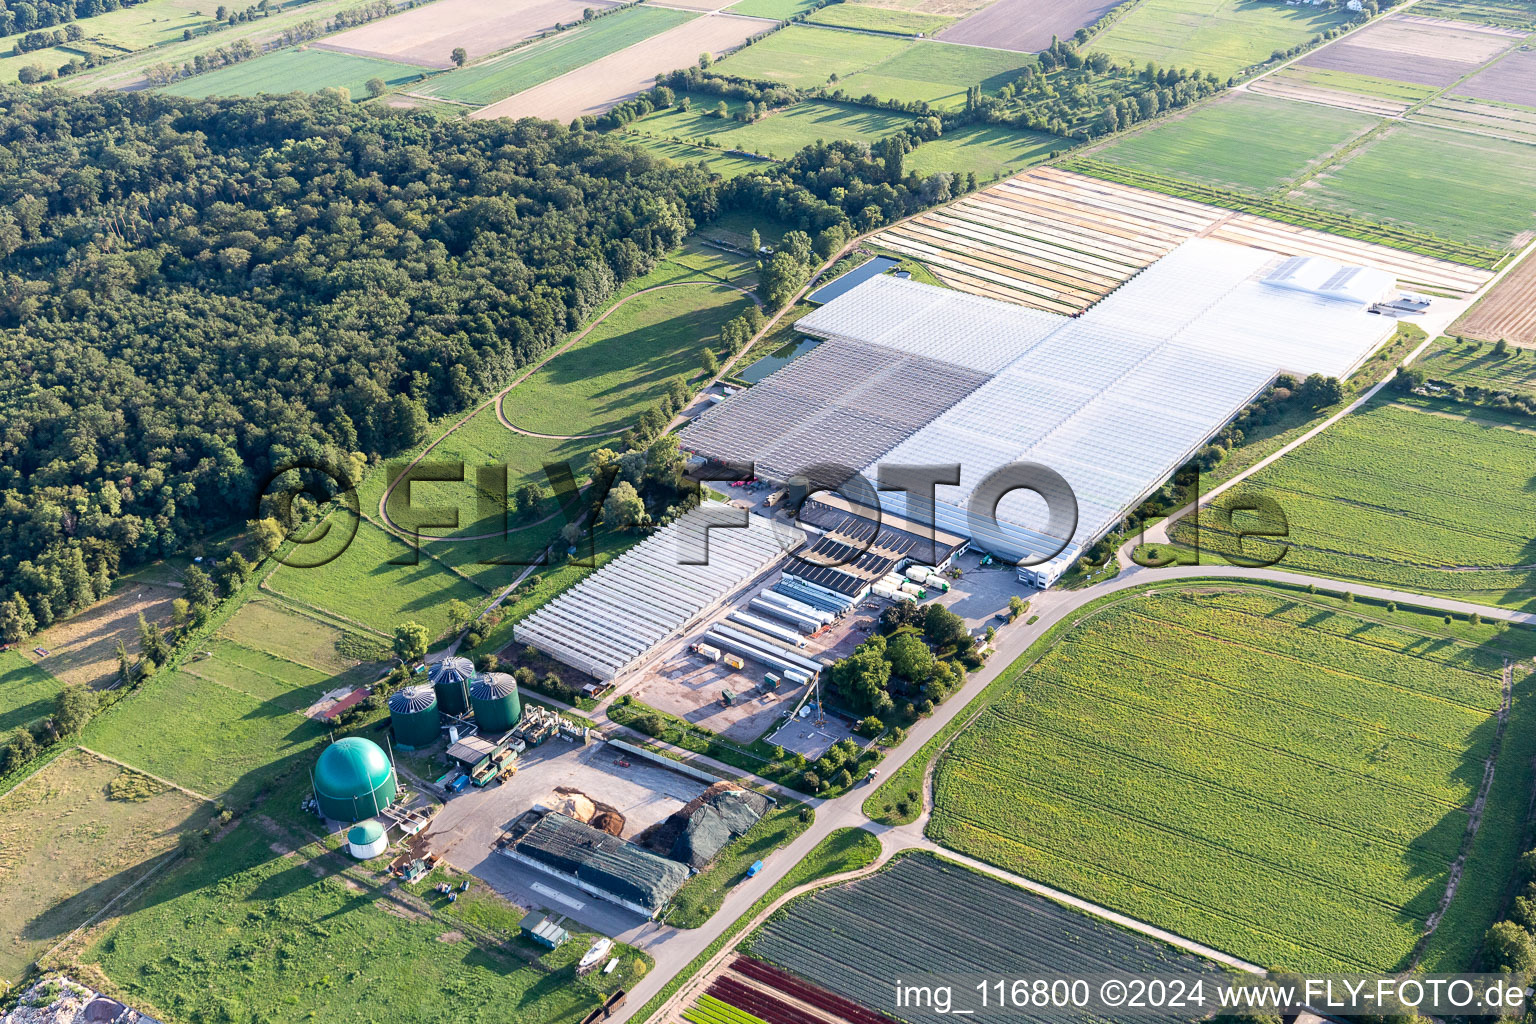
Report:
680,239,1400,582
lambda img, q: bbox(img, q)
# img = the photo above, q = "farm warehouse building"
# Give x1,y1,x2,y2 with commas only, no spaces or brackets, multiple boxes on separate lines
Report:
681,239,1400,579
513,507,803,680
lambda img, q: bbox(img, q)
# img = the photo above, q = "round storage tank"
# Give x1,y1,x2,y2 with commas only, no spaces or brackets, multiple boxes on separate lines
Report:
347,820,388,859
313,737,397,823
470,673,522,734
430,656,475,716
389,685,439,748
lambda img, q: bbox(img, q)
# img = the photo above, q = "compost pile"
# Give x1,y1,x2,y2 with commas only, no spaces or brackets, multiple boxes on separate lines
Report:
634,782,771,868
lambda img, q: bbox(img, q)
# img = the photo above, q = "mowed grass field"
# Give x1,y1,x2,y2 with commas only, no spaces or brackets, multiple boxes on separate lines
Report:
78,599,383,806
1093,92,1378,191
0,749,215,982
621,134,771,176
505,281,753,433
82,778,637,1024
929,585,1533,971
632,100,916,158
413,6,695,106
160,47,426,99
713,25,910,89
903,123,1071,179
1089,0,1353,78
806,3,954,35
0,0,210,83
836,39,1032,110
0,649,62,736
1176,401,1536,607
1297,123,1536,249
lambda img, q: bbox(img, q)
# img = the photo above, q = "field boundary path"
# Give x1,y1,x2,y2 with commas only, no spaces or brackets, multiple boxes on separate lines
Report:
75,745,215,804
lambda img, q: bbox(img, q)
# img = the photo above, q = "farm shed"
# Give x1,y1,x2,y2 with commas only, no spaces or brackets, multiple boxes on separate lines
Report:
519,912,569,949
685,238,1398,577
505,812,689,918
513,507,802,680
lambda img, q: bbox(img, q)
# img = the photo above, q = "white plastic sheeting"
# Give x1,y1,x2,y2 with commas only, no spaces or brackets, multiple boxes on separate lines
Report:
794,274,1067,373
513,509,801,680
867,239,1397,562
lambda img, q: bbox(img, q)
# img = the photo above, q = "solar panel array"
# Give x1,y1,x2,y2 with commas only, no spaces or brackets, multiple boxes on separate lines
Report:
512,509,801,680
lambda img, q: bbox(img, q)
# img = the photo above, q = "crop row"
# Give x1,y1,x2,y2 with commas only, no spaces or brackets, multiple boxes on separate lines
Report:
747,856,1220,1024
1128,587,1508,688
710,976,833,1024
1063,624,1493,767
987,650,1480,839
686,994,769,1024
939,731,1449,929
1067,158,1508,267
730,958,896,1024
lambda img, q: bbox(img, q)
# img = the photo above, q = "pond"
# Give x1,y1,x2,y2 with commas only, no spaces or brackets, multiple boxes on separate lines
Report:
740,336,822,383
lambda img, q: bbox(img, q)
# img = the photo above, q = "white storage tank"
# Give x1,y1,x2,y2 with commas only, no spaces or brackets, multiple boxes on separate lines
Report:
347,820,388,859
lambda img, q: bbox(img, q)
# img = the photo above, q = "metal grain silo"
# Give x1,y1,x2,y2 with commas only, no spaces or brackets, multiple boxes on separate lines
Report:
389,685,439,748
430,656,474,716
470,672,522,734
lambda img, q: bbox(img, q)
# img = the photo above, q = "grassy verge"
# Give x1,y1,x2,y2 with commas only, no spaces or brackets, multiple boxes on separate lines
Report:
627,827,883,1024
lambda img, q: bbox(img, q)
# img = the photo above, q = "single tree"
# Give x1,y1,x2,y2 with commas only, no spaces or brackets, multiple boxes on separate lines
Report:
366,76,387,98
393,621,430,663
450,46,468,66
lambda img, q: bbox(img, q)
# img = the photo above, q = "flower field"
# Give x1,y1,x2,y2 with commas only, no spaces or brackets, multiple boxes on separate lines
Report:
744,854,1223,1024
1176,400,1536,608
925,586,1530,972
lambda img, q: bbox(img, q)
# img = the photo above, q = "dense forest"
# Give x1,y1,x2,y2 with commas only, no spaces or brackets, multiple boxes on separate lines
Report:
0,89,721,641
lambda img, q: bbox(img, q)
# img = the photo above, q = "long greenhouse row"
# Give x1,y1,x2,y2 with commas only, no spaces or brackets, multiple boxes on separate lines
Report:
513,508,801,679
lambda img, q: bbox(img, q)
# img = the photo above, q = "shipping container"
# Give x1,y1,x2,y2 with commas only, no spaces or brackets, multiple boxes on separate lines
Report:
693,643,722,662
725,654,745,670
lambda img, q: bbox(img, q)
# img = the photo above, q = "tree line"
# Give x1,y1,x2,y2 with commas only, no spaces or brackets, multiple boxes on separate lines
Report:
0,88,725,645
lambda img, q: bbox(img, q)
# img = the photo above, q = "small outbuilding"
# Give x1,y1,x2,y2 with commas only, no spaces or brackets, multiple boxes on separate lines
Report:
519,912,570,949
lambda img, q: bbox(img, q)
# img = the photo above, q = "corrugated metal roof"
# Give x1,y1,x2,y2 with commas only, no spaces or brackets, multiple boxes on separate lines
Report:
514,813,688,914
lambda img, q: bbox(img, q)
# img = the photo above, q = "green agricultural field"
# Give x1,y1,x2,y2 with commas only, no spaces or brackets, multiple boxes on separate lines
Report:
723,0,822,20
903,123,1071,180
1089,0,1352,79
806,3,954,36
1176,400,1536,607
0,649,60,736
836,39,1032,110
1093,92,1378,191
929,585,1536,971
713,24,911,90
413,6,695,106
620,133,771,177
635,100,915,158
1268,64,1440,104
81,789,638,1024
160,47,427,99
1412,0,1536,28
1297,122,1536,250
0,0,211,84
